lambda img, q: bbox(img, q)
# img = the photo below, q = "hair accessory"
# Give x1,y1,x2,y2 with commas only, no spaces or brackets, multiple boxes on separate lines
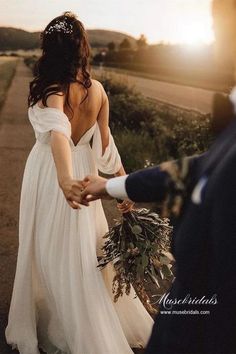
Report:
44,19,73,35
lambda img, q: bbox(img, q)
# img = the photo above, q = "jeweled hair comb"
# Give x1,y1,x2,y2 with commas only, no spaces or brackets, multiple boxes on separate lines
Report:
44,19,73,35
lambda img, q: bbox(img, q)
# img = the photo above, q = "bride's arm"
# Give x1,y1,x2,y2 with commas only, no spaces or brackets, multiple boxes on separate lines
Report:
95,82,131,211
96,81,126,175
46,93,88,209
96,84,109,155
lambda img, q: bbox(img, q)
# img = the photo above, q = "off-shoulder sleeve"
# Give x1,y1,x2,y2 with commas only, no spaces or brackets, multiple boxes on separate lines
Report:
91,123,122,174
28,107,71,141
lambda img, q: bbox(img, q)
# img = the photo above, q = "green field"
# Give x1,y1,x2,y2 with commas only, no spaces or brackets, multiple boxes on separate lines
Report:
0,57,18,112
92,71,213,172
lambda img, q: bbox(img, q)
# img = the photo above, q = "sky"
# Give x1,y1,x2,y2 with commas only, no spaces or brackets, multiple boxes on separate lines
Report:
0,0,215,45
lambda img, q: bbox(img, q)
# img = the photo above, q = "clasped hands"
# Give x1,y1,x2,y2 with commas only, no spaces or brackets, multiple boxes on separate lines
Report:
60,175,133,213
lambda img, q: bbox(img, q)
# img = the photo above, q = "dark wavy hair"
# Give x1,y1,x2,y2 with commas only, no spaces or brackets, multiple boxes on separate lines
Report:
28,11,92,117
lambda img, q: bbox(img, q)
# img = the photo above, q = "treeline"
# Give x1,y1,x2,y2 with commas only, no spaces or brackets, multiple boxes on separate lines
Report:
3,25,233,91
93,38,234,92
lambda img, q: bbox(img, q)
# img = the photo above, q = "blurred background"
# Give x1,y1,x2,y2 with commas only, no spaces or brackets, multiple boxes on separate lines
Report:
0,0,233,92
0,1,232,353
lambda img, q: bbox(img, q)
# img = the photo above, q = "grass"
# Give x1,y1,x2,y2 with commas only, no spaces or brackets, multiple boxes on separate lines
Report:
93,71,213,173
0,58,18,113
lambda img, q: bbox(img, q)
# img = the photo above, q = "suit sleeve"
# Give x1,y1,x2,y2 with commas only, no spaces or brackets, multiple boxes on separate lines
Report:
125,153,206,217
125,166,173,202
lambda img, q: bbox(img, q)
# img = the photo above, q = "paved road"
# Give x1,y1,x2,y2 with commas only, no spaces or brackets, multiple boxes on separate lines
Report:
0,58,34,354
92,66,216,114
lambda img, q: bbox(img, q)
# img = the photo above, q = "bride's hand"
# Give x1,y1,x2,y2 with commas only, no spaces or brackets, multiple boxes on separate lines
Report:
81,175,112,202
59,178,89,209
117,199,134,214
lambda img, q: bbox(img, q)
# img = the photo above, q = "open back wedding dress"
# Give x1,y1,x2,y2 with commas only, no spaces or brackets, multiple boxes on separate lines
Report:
5,103,154,354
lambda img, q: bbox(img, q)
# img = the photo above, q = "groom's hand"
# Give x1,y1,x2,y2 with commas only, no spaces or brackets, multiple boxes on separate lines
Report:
81,175,113,202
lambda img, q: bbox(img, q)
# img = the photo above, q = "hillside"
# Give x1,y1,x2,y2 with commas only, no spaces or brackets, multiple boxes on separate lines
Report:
0,27,137,51
0,28,39,50
87,29,136,48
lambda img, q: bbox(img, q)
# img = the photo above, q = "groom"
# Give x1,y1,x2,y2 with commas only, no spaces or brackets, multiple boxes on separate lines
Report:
81,1,236,353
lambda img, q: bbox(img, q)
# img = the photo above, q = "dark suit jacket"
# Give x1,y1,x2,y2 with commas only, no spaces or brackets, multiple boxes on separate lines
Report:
125,119,236,354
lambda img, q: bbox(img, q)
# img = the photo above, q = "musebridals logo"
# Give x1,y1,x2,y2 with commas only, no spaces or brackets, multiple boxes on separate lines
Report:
152,293,218,310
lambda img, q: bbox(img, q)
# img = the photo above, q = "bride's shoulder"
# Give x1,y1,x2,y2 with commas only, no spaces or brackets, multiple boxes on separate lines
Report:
37,92,65,111
91,79,107,100
91,79,105,91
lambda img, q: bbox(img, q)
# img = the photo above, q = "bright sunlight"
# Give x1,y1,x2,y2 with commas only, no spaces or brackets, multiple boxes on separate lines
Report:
173,20,214,45
146,0,215,45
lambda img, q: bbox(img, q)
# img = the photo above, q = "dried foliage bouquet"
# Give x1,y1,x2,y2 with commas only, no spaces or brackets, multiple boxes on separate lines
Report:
98,206,174,314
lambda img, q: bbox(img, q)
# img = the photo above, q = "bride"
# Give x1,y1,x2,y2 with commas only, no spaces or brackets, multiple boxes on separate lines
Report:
5,11,154,354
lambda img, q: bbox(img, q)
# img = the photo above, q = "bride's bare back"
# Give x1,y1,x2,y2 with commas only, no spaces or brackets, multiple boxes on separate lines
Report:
65,79,105,146
38,78,109,149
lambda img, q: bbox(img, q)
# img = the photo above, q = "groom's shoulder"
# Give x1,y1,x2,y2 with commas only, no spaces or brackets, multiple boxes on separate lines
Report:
221,142,236,168
208,142,236,189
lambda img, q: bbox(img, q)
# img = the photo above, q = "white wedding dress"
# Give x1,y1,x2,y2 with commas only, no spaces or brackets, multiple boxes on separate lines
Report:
5,103,154,354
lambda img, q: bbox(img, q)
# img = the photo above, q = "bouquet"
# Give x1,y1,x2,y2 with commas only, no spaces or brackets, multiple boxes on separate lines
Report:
98,206,174,314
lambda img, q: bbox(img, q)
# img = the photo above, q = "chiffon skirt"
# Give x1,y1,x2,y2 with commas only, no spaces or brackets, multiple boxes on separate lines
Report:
5,139,154,354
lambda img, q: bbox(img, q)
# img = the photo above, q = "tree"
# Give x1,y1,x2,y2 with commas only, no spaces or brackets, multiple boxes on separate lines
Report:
119,38,132,51
107,41,116,51
136,34,148,50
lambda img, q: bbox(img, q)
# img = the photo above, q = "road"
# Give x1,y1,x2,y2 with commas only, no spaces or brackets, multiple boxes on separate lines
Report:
92,66,216,114
0,58,34,354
